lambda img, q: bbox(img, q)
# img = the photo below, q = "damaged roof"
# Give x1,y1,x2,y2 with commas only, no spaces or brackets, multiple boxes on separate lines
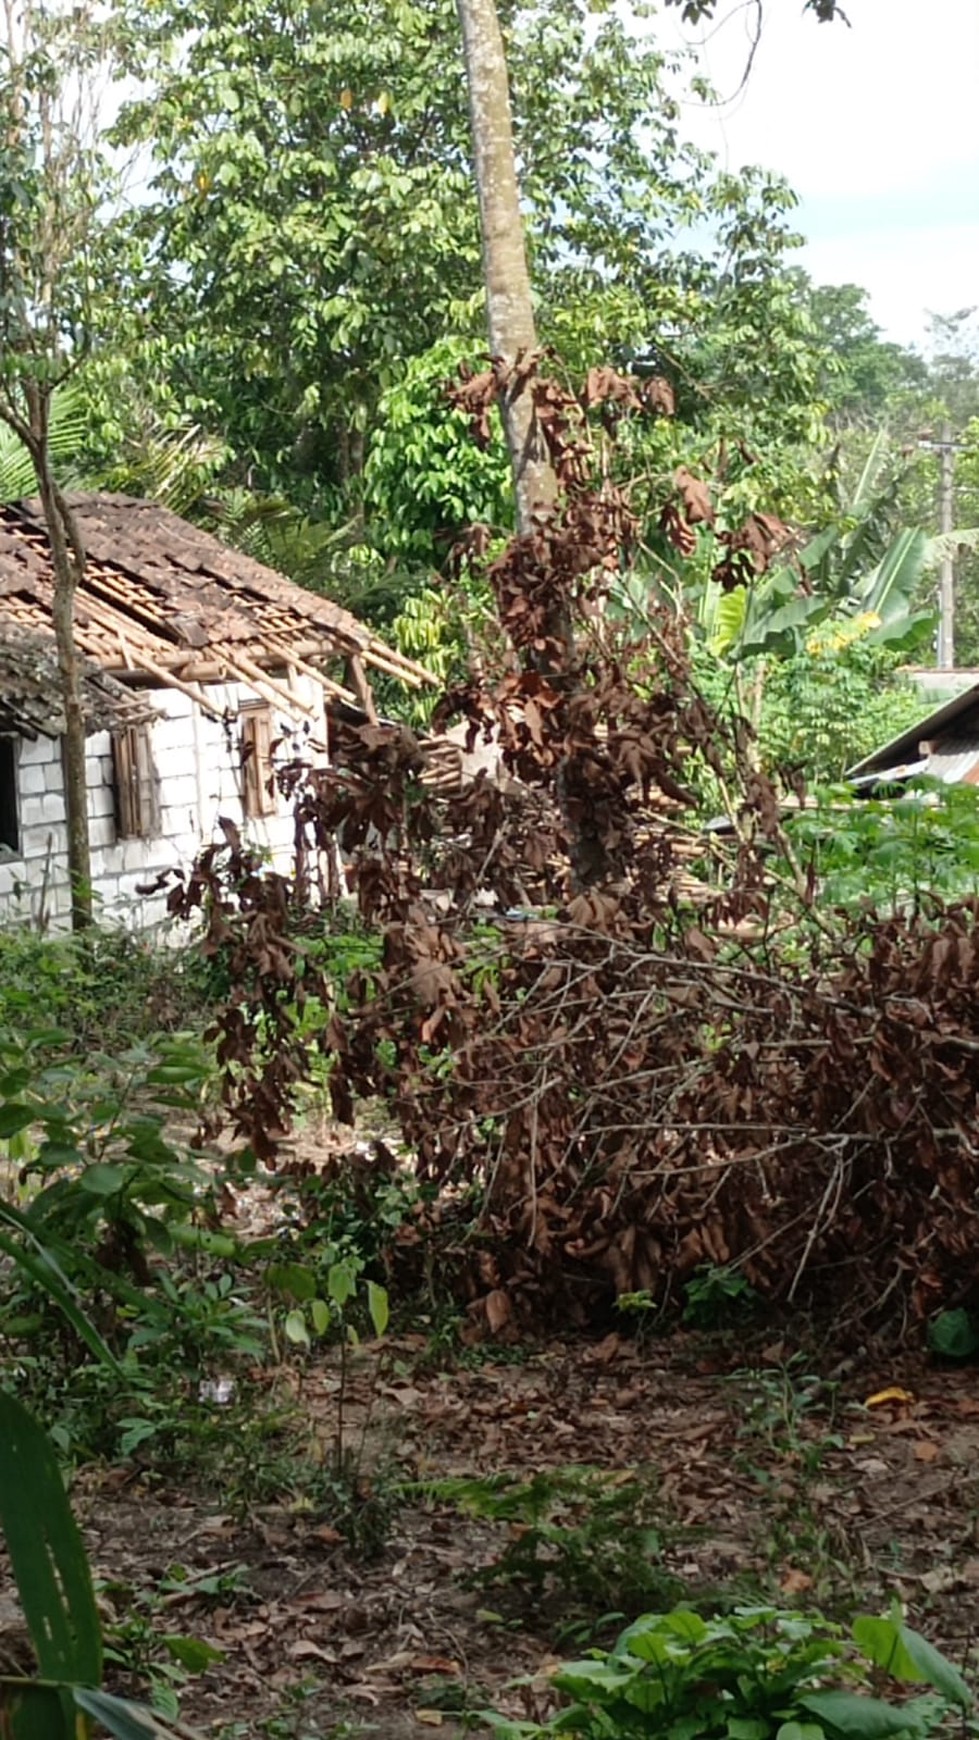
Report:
0,624,155,739
0,493,433,723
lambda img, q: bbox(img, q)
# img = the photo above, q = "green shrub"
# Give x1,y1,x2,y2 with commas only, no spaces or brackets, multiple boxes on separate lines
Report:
0,926,214,1050
425,1468,679,1623
481,1603,971,1739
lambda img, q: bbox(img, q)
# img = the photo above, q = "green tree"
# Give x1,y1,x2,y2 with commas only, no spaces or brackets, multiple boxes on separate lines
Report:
796,278,928,426
0,1,122,929
112,0,483,506
111,0,831,531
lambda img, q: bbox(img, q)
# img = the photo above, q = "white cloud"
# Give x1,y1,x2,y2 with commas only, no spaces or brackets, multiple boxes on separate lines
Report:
799,224,978,347
663,0,979,344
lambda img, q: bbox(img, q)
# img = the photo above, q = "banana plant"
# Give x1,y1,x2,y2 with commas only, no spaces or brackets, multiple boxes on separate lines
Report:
704,429,978,662
0,1392,201,1739
705,523,978,662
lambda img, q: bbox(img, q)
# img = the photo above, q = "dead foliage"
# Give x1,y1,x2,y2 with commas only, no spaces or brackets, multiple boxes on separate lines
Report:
165,358,979,1338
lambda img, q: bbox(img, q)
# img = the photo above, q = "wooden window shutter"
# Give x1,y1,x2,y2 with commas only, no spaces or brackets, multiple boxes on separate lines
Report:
241,707,277,818
112,726,161,839
134,725,162,837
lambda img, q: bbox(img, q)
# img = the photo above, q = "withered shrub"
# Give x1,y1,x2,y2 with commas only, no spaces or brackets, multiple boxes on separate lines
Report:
165,362,979,1336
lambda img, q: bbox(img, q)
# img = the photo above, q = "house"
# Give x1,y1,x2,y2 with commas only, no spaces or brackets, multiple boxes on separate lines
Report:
846,682,979,788
0,493,432,930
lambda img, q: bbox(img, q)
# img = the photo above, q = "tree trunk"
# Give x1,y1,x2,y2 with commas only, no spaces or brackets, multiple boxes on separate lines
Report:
457,0,609,887
455,0,557,537
33,452,92,930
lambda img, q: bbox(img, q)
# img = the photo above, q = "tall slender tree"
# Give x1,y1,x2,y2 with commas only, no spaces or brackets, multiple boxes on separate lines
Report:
455,0,555,537
0,0,114,928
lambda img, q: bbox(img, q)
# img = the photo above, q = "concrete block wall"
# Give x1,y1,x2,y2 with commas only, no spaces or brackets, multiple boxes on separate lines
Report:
0,674,328,933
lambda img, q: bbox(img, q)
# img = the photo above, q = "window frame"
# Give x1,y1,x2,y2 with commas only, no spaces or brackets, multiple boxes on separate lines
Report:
111,723,162,841
240,703,279,819
0,736,20,855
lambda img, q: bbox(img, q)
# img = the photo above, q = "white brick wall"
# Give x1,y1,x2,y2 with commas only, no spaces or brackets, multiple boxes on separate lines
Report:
0,674,328,932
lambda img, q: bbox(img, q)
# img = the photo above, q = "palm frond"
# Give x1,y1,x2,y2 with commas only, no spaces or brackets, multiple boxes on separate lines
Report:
0,383,89,503
100,416,228,516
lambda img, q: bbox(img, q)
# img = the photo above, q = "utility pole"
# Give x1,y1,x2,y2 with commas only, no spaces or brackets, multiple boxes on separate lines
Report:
938,422,956,669
917,424,965,672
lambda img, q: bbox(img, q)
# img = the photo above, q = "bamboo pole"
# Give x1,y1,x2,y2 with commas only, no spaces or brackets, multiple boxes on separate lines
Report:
348,653,379,723
216,646,317,718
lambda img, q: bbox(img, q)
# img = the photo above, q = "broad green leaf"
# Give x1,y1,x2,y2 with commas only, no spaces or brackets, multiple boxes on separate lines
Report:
891,1624,970,1707
310,1297,331,1335
858,529,928,620
367,1280,389,1338
927,1308,979,1360
923,526,979,571
267,1262,317,1301
284,1308,310,1347
799,1691,922,1737
551,1661,635,1695
0,1393,103,1684
166,1226,237,1258
74,1685,204,1739
327,1260,357,1307
776,1725,825,1740
0,1102,36,1138
162,1635,225,1672
78,1164,128,1196
662,1609,709,1641
854,1612,970,1704
0,1678,77,1740
853,1614,916,1679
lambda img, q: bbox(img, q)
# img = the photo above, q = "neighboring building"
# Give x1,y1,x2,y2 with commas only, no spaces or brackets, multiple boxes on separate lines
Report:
847,681,979,788
0,493,431,930
902,667,979,703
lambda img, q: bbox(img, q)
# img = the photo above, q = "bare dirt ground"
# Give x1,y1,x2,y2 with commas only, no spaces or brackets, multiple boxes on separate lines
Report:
63,1333,979,1740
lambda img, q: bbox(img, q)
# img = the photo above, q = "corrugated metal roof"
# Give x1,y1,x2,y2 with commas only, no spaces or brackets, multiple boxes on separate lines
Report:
847,683,979,778
918,739,979,784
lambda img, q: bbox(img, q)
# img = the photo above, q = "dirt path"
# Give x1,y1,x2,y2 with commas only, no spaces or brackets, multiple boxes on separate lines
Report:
69,1335,979,1738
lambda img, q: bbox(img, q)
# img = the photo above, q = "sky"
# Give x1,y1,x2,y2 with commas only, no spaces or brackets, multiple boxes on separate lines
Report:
664,0,979,353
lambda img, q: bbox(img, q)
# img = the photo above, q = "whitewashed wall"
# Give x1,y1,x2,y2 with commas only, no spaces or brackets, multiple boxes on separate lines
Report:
0,676,326,932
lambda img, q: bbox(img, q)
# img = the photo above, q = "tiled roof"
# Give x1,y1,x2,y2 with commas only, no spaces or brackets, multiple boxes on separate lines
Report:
0,624,154,738
0,493,432,721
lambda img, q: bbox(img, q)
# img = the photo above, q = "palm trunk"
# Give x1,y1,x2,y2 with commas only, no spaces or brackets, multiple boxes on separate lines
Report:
457,0,611,887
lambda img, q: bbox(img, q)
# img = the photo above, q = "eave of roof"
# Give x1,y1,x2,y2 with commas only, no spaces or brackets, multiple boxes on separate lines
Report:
845,680,979,779
0,625,156,738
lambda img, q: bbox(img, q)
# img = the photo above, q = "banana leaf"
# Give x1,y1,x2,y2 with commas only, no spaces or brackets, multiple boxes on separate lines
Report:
0,1678,79,1740
856,528,929,621
0,1393,102,1685
74,1687,205,1739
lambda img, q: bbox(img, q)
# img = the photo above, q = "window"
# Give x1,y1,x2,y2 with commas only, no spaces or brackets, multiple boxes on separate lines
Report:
0,737,19,854
112,724,161,840
240,705,278,818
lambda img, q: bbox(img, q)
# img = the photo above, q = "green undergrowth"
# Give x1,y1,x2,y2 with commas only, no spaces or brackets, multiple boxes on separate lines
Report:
0,924,216,1050
480,1602,974,1740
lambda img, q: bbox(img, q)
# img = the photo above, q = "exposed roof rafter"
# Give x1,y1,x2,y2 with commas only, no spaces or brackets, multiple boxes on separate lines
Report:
0,493,434,728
